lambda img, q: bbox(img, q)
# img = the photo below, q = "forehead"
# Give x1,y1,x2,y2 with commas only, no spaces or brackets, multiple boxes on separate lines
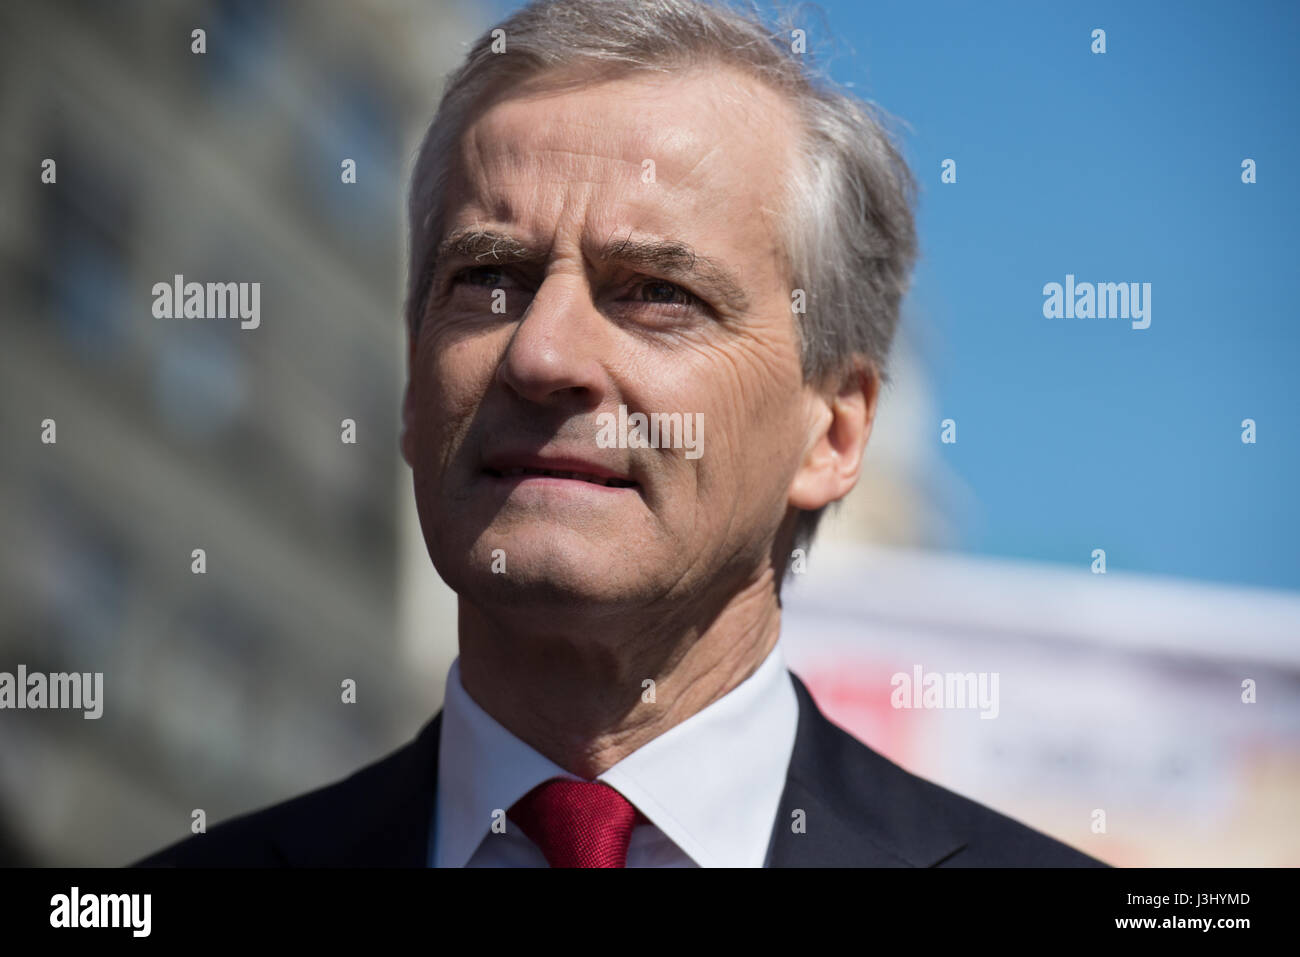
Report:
444,66,800,277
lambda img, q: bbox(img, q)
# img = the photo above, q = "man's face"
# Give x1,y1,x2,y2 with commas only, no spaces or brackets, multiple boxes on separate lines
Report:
403,67,821,617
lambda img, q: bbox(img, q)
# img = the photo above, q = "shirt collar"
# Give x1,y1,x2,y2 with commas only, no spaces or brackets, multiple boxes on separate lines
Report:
434,641,798,868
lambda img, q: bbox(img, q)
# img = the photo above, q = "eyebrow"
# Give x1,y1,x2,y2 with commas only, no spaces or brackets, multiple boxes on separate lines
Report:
433,226,751,313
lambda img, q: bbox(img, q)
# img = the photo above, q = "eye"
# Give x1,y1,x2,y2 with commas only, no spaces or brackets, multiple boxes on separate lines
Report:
451,265,507,288
629,279,704,310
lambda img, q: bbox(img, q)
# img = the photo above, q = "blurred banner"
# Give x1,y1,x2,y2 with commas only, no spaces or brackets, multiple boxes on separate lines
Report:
782,543,1300,867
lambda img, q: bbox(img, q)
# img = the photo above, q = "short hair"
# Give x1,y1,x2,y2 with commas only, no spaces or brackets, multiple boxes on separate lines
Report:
405,0,918,555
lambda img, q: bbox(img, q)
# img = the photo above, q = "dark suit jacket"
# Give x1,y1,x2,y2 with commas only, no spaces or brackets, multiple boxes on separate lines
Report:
134,672,1106,867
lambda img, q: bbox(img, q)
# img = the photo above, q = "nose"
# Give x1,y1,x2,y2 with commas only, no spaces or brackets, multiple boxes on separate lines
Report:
496,271,610,409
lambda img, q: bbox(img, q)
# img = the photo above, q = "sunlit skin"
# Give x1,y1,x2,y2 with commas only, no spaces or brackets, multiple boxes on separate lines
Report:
401,65,879,778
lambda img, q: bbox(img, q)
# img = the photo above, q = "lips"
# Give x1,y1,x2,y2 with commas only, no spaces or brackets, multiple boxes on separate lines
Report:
481,455,637,489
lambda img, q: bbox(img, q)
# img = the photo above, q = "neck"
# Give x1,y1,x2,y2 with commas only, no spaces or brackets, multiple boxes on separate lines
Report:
455,572,782,779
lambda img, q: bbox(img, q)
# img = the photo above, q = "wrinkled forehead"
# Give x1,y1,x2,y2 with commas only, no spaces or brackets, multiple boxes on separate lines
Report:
442,66,800,261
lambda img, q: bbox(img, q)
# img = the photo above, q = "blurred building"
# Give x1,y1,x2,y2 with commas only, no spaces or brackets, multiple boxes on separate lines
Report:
0,0,479,865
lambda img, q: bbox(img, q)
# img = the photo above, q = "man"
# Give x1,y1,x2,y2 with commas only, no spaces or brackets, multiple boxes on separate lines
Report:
137,0,1104,868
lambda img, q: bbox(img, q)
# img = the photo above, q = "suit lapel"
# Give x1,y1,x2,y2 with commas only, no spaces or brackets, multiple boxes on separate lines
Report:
766,671,968,867
332,669,971,867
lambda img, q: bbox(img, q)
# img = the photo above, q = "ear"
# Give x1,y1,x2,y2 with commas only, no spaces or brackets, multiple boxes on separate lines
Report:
787,361,880,512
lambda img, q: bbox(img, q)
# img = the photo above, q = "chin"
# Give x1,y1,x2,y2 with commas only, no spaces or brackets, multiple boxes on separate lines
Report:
434,530,656,613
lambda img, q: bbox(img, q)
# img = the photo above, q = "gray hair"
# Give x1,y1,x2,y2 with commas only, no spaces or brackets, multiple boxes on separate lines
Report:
405,0,918,555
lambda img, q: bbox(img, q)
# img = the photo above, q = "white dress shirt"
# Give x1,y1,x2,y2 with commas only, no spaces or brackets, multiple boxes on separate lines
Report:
430,641,799,867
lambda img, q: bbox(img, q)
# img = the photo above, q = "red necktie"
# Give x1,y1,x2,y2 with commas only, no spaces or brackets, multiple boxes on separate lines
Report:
507,777,646,867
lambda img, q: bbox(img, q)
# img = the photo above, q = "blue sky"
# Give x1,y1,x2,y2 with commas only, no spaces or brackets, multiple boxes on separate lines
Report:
485,0,1300,591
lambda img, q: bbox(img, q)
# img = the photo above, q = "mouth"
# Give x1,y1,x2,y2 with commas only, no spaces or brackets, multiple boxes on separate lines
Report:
482,466,638,489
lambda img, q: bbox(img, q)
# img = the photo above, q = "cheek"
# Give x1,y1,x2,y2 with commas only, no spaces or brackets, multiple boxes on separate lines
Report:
691,369,804,511
433,324,504,395
632,330,800,465
409,336,496,459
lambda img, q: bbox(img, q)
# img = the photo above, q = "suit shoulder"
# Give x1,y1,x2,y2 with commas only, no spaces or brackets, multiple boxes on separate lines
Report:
131,717,439,867
810,701,1107,867
905,765,1107,867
